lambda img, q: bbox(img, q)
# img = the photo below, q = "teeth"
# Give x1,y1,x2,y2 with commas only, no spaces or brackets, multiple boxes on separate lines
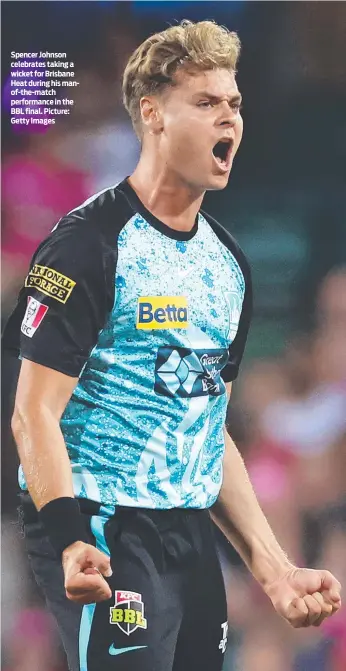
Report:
214,155,227,167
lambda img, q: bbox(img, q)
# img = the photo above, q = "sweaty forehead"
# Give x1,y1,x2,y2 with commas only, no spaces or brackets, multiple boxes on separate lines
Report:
175,68,238,96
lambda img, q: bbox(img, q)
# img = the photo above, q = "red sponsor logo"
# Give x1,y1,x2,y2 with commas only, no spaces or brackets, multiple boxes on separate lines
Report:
116,591,141,604
21,297,48,338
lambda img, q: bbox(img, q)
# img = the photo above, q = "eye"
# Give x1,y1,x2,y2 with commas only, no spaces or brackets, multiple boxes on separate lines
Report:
231,101,242,113
198,101,212,108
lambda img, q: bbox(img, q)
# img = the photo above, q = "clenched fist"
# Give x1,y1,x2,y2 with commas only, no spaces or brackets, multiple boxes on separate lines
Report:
265,566,342,628
62,541,113,604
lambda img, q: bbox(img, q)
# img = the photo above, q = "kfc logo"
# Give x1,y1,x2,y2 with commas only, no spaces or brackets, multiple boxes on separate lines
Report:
21,297,48,338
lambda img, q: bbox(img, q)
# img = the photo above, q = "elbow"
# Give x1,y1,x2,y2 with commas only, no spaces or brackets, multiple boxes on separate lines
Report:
11,401,39,440
11,400,57,439
11,405,26,442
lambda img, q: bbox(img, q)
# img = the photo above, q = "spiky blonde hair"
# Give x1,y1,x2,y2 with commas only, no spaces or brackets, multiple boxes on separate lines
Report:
122,20,241,137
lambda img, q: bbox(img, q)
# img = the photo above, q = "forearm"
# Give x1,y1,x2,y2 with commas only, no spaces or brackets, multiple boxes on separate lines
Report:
211,429,293,589
12,405,74,510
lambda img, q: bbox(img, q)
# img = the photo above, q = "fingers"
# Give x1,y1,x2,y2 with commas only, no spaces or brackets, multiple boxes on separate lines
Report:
286,592,335,628
83,547,112,578
93,550,113,578
272,568,342,630
63,543,113,604
303,594,324,626
67,544,113,578
320,570,342,604
308,592,333,627
321,589,342,615
285,597,309,628
65,572,112,603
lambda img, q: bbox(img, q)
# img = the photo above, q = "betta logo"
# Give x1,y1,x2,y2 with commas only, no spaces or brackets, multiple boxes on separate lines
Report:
137,296,188,330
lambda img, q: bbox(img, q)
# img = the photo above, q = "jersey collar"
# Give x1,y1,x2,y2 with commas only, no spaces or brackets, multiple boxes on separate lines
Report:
118,178,199,242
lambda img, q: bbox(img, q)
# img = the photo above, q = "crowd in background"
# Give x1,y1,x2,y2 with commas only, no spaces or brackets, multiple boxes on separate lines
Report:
221,267,346,671
2,2,345,670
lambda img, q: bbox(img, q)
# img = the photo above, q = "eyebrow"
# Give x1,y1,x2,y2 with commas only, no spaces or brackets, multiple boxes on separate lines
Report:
194,91,242,103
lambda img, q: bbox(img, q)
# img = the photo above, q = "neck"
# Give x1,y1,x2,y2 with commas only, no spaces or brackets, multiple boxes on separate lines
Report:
128,153,205,233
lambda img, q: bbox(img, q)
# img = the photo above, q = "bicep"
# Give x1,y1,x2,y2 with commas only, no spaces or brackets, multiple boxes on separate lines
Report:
15,359,78,421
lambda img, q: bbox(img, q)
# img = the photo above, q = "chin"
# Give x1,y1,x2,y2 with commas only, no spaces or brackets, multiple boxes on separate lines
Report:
205,173,231,191
184,170,231,193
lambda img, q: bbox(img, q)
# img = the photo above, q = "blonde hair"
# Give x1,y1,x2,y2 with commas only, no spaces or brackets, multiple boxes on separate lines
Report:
122,20,241,137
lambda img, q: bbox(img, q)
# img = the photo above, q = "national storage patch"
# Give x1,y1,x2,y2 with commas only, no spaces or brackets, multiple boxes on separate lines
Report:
25,264,76,304
137,296,188,329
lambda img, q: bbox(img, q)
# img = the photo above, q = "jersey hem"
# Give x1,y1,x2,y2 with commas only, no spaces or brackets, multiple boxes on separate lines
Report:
21,352,82,378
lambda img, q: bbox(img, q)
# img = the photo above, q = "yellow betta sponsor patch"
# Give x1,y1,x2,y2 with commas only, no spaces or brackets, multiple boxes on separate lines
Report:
137,296,188,329
25,264,76,304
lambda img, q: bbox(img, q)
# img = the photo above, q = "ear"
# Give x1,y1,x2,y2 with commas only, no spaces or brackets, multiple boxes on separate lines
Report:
139,96,163,135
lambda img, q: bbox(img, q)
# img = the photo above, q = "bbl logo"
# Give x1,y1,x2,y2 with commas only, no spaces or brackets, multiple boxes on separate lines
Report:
110,590,147,636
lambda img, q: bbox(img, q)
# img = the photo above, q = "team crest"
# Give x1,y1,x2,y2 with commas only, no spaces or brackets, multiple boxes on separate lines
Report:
109,590,147,636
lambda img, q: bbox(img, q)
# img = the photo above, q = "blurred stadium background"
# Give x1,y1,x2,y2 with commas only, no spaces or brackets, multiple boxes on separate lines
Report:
1,2,346,670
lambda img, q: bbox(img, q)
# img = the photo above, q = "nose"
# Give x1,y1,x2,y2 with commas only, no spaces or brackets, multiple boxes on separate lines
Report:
217,101,238,128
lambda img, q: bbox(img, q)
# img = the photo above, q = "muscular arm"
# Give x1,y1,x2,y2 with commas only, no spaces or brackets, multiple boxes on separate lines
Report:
211,383,292,588
12,358,112,602
11,359,78,510
5,217,115,602
212,383,342,629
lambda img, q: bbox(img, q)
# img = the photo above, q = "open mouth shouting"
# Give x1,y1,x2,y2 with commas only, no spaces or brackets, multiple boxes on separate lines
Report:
212,137,234,172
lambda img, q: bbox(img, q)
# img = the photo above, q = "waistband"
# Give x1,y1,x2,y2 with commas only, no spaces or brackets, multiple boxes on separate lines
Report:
18,491,210,523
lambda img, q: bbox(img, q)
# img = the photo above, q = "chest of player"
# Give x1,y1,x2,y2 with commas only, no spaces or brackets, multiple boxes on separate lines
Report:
109,217,245,350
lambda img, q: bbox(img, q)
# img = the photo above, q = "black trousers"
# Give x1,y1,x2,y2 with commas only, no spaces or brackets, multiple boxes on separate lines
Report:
19,493,228,671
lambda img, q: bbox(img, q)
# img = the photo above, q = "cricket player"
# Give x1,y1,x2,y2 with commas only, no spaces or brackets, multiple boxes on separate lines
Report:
4,19,341,671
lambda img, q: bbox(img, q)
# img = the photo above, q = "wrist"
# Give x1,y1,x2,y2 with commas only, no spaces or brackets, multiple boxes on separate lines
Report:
251,546,294,591
39,497,89,559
